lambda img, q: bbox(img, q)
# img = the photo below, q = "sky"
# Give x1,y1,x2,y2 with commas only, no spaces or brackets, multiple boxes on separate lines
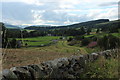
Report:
0,0,119,26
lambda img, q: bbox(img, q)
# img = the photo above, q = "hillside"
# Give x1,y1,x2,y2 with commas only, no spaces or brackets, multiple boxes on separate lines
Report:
4,23,21,29
0,22,22,29
24,19,109,30
96,19,120,28
2,19,119,31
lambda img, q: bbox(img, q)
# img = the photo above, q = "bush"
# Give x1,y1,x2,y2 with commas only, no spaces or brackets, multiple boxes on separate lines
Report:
67,37,73,42
79,56,119,78
92,36,97,41
9,38,17,48
81,38,90,46
97,35,120,50
74,36,84,40
68,40,79,46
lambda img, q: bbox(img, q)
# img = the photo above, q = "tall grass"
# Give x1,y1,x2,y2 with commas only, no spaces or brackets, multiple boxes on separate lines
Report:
79,55,119,78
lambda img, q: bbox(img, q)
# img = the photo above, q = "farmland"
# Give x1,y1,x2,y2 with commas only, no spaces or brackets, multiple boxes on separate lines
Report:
2,40,88,69
1,1,120,78
17,36,60,47
16,32,120,47
3,32,120,69
3,35,91,69
1,19,120,79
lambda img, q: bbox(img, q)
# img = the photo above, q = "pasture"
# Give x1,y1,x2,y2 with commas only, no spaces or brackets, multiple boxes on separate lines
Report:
2,40,88,69
3,32,120,69
3,36,87,69
17,36,60,47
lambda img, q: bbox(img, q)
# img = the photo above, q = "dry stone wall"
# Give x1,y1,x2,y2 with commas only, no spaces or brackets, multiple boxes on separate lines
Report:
2,49,119,79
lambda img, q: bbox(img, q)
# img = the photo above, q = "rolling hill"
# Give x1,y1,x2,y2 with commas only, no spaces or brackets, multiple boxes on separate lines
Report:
24,19,110,30
0,22,22,29
4,23,21,29
96,19,120,28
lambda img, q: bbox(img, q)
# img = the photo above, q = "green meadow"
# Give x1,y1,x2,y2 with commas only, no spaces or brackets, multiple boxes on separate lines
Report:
17,36,60,47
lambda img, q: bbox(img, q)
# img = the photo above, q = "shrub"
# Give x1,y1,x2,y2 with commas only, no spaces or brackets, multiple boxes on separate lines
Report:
67,37,73,42
87,41,97,48
92,36,97,41
68,40,79,46
74,36,84,41
9,38,17,48
97,35,120,50
81,38,90,46
79,56,119,78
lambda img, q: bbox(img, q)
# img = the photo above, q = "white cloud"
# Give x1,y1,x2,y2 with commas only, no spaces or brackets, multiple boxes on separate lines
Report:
1,0,119,26
3,18,23,25
96,8,118,20
59,4,74,9
99,2,118,7
1,0,44,6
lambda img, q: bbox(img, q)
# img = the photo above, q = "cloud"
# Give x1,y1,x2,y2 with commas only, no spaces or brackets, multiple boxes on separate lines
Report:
0,3,2,21
1,0,44,5
32,10,91,25
99,2,118,7
96,8,118,20
119,1,120,19
2,2,35,24
1,0,119,26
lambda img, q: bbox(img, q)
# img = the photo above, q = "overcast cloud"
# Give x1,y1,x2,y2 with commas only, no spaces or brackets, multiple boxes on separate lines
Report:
0,0,119,26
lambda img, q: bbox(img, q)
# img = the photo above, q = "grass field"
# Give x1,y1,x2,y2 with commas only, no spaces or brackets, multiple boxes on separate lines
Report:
16,32,120,47
3,32,120,69
33,40,88,54
2,48,74,69
25,29,35,32
112,33,120,37
2,39,88,69
17,36,60,47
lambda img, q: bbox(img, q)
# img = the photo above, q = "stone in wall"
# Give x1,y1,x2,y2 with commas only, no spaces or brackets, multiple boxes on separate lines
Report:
10,67,32,80
2,69,18,80
27,64,48,79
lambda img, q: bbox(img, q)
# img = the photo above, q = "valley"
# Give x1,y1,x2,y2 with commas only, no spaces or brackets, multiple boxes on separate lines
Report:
1,19,120,78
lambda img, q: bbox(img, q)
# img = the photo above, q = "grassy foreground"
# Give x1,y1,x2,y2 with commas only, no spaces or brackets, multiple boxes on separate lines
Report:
2,48,119,78
80,56,119,78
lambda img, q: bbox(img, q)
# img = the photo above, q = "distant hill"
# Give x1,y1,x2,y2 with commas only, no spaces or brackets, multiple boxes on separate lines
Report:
63,19,110,28
4,23,21,29
25,19,109,30
28,25,51,27
95,19,120,28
